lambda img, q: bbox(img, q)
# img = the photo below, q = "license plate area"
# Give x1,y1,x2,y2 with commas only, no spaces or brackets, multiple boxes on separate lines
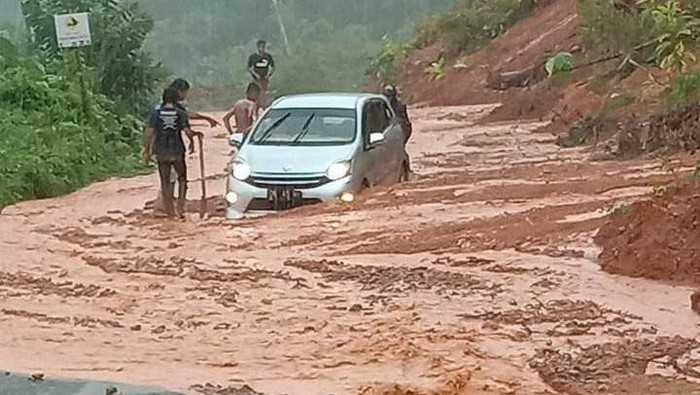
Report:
267,186,303,210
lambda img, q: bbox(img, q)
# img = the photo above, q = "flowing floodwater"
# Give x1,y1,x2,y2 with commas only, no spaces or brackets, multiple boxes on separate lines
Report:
1,105,699,395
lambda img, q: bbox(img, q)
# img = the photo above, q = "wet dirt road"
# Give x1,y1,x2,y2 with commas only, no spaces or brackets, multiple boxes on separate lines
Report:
1,105,700,395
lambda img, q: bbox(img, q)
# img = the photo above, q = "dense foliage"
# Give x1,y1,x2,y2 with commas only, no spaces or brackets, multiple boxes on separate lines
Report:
20,0,164,114
577,0,700,107
0,0,162,208
577,0,700,73
0,38,144,208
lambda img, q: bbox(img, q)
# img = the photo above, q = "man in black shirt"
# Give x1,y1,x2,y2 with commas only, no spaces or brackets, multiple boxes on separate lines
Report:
383,85,412,143
169,78,219,154
142,87,200,218
248,40,275,107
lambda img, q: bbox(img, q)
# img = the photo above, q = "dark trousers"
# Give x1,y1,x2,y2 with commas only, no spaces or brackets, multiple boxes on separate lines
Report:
157,157,187,216
254,77,269,107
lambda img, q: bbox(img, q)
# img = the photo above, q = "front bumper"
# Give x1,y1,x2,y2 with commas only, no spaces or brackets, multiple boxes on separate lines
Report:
225,173,359,219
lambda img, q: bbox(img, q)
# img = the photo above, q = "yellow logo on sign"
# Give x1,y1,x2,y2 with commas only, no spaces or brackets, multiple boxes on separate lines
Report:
67,17,79,28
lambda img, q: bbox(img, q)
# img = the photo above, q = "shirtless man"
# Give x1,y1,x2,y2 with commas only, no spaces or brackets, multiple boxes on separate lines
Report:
223,82,261,135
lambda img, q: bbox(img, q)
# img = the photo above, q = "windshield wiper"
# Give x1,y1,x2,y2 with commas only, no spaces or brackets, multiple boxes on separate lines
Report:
291,114,316,145
256,112,291,144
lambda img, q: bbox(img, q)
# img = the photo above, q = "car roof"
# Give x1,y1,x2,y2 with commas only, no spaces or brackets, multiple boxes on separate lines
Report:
270,93,385,110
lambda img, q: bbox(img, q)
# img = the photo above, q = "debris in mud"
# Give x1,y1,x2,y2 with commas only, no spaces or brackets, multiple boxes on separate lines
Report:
458,299,642,336
83,254,303,286
349,303,363,312
151,325,166,334
595,181,700,284
1,308,122,328
0,271,116,298
530,336,700,394
692,291,700,315
616,104,700,159
191,383,266,395
284,259,501,297
82,255,184,277
359,373,471,395
514,244,585,259
28,373,44,382
143,196,227,218
428,256,495,268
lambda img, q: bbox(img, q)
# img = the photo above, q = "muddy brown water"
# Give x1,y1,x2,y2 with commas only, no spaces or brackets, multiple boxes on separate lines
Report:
1,106,699,395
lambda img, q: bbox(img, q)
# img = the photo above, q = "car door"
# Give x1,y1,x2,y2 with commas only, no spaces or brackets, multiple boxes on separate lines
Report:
359,100,386,186
378,98,404,181
369,99,396,185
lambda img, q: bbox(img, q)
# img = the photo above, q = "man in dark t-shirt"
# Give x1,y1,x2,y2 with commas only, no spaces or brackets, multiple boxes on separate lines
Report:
142,87,200,218
248,40,275,107
169,78,219,154
383,84,413,173
383,85,412,143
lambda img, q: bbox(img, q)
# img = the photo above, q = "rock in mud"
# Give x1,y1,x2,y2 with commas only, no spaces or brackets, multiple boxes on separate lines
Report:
691,291,700,315
191,383,265,395
29,373,44,382
349,303,363,312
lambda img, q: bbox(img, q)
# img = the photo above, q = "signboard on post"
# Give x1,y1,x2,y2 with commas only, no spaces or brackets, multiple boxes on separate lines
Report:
54,13,92,48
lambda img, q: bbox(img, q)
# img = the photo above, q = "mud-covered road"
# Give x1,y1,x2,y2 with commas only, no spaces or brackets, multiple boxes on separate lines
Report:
2,105,700,395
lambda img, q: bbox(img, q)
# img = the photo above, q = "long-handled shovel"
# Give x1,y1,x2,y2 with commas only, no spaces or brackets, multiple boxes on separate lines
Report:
197,134,207,219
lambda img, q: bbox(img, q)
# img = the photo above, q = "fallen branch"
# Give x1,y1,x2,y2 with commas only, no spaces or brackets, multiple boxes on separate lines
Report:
572,38,657,71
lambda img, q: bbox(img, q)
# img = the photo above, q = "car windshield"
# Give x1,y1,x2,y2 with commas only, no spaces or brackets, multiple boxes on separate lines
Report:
250,108,356,146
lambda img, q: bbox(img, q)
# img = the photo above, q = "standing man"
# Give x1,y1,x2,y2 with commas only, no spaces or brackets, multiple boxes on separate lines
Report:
151,78,218,215
383,85,412,143
169,78,219,154
248,40,275,108
142,87,200,218
383,84,413,173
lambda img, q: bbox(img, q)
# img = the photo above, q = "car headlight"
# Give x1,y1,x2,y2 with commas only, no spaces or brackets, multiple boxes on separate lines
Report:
326,161,351,181
231,161,251,181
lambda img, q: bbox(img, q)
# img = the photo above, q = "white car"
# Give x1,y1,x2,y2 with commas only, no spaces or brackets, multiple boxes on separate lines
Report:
225,93,410,219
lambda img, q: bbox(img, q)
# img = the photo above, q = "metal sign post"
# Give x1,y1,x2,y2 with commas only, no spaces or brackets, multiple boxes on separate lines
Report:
54,12,92,49
54,12,92,120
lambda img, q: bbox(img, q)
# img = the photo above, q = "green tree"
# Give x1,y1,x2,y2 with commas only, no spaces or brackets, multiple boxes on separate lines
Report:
20,0,164,113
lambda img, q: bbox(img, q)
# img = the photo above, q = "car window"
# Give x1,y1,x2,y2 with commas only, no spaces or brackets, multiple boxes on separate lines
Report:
250,108,356,146
365,100,389,133
380,101,392,130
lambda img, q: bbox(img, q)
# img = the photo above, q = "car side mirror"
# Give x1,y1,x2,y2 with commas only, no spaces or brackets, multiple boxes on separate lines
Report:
369,132,385,146
229,132,244,148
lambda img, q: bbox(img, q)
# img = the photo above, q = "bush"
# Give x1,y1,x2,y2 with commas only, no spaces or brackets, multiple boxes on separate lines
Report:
668,71,700,106
577,0,700,73
577,0,657,73
366,36,414,85
545,52,573,77
0,39,145,208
